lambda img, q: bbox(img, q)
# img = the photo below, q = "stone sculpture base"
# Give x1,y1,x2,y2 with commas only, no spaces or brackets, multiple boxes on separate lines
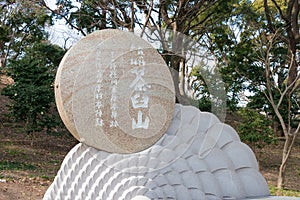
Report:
42,104,286,200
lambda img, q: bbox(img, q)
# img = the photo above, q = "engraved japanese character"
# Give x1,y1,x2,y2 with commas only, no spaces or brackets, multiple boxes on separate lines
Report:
95,101,103,109
138,47,144,55
132,110,149,129
111,110,117,119
131,93,149,108
95,118,104,127
130,68,147,91
95,92,103,100
95,109,103,117
110,120,118,128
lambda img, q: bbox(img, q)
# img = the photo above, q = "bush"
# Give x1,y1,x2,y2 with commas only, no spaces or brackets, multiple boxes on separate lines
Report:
237,107,275,149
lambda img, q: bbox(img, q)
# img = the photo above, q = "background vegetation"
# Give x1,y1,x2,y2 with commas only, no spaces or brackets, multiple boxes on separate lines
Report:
0,0,299,193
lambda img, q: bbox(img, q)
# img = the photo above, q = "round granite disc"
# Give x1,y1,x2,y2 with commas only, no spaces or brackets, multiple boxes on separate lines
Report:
55,29,175,153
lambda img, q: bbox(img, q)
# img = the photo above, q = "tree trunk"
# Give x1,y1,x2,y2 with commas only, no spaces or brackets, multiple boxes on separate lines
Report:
171,57,188,104
277,134,295,188
277,158,286,188
178,58,185,96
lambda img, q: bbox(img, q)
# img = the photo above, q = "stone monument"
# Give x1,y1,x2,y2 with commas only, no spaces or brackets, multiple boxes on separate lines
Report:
55,29,175,153
44,29,299,200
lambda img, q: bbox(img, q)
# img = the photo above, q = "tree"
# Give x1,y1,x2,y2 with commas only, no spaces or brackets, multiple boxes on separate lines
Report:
151,0,235,110
257,31,299,189
42,0,235,120
236,107,275,157
0,0,51,70
43,0,299,188
41,0,136,35
262,0,299,189
0,0,65,133
2,42,65,133
211,0,299,188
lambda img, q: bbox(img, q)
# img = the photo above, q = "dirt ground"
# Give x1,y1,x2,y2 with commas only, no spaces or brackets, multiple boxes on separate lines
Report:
0,131,77,200
0,75,76,200
0,75,299,199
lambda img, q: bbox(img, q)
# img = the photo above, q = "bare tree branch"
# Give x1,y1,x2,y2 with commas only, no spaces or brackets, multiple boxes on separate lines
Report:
41,0,87,36
140,0,153,37
270,0,288,21
130,0,134,32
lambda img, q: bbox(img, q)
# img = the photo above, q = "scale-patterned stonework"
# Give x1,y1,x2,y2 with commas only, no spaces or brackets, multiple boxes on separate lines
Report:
43,104,271,200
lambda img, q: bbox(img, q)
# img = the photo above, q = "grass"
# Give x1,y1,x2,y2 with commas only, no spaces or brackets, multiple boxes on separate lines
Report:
7,148,24,156
40,175,51,180
269,185,300,197
49,160,60,164
0,161,36,171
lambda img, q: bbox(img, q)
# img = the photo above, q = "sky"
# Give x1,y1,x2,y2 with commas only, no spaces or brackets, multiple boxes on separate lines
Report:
44,0,147,49
45,0,83,48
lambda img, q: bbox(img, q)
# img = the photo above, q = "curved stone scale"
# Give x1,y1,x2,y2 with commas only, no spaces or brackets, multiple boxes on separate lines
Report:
44,104,272,200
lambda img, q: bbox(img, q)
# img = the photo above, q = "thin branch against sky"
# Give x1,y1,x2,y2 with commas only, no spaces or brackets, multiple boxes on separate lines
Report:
45,0,83,48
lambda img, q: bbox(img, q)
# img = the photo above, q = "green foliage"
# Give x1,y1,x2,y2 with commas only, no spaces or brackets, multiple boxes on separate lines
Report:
196,97,212,112
237,108,275,148
0,161,36,171
190,66,211,111
54,0,133,33
190,65,226,114
1,42,65,133
210,1,299,156
0,1,52,68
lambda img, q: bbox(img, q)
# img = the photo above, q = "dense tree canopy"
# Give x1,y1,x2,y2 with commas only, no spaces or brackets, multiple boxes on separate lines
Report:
2,42,65,132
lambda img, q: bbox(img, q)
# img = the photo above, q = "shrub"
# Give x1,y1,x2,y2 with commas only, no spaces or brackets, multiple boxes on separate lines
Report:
237,107,275,149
